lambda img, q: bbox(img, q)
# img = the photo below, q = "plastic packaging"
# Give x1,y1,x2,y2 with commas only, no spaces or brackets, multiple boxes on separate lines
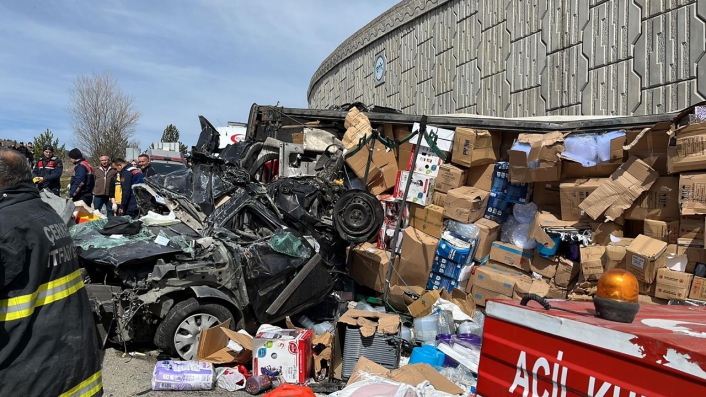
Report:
413,313,439,344
445,220,480,241
500,215,519,243
298,315,333,335
216,367,246,392
435,334,457,367
400,325,414,344
152,360,214,391
354,301,376,311
563,134,598,166
436,310,455,335
596,130,626,162
454,334,482,349
245,375,273,395
409,344,446,367
512,202,538,224
510,223,537,249
457,321,482,335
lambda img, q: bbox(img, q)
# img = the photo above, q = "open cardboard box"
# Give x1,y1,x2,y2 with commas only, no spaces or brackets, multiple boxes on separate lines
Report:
347,357,464,395
196,319,253,364
332,309,401,380
406,288,475,318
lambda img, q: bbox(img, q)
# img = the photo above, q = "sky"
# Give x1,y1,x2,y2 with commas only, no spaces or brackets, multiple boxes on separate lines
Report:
0,0,397,149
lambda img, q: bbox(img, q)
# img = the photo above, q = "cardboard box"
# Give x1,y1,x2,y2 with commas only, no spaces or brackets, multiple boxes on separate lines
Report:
431,191,446,206
489,241,532,271
409,145,444,177
528,211,591,250
639,280,656,296
484,191,512,223
471,285,511,306
443,186,489,223
346,357,464,395
603,237,633,270
668,115,706,173
431,256,473,280
407,288,475,319
346,143,398,195
644,219,679,244
470,262,528,296
689,276,706,301
508,132,565,183
580,246,606,281
561,161,622,179
679,216,705,240
513,277,551,300
591,221,624,246
579,157,659,221
655,268,693,300
553,258,575,288
434,163,468,193
560,178,606,221
349,243,393,293
627,234,669,283
436,230,478,265
397,142,413,172
624,177,679,221
533,181,561,209
410,124,455,152
197,319,253,364
394,171,436,206
465,163,494,191
531,252,558,279
546,281,568,299
312,332,333,380
626,125,670,175
342,108,372,150
474,218,500,263
488,161,532,204
638,294,669,305
451,128,499,167
409,204,444,238
253,329,313,384
676,239,705,274
386,285,425,314
680,172,706,215
332,310,400,380
395,227,438,289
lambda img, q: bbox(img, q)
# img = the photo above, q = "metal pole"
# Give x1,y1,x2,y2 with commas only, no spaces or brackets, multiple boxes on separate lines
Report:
383,115,428,303
362,129,378,187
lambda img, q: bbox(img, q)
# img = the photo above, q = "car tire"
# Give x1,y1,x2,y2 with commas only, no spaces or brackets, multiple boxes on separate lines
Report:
154,298,235,360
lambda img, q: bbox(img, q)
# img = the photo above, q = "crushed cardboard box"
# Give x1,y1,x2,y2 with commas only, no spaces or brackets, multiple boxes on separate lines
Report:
196,319,253,364
451,128,499,168
387,285,425,314
553,257,574,288
624,176,679,221
431,191,447,206
474,218,500,263
508,132,565,183
580,246,605,281
443,186,489,223
465,163,495,191
644,219,679,244
562,161,622,179
626,234,668,283
626,124,670,175
559,178,606,221
348,243,393,293
531,252,558,279
395,227,438,289
342,108,373,150
579,157,658,221
346,143,398,195
668,108,706,173
591,221,624,245
603,237,633,271
312,331,333,380
346,357,464,395
407,288,475,319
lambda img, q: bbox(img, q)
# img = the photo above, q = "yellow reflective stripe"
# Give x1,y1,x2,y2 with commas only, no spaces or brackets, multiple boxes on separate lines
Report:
59,370,102,397
0,269,84,322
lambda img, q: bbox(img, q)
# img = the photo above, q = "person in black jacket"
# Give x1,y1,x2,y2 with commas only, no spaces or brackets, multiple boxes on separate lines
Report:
112,158,144,218
31,144,63,195
0,148,103,396
68,148,95,206
26,142,34,166
137,154,157,178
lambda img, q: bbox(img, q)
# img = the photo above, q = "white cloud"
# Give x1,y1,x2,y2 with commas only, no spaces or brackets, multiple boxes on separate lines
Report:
0,0,397,150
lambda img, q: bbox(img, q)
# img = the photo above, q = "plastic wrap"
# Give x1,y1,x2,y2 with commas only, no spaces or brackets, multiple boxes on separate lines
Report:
512,202,537,224
563,134,598,166
510,223,537,249
151,360,214,391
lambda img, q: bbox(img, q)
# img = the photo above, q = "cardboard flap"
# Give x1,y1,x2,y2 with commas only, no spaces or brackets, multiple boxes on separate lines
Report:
518,132,565,162
390,364,464,395
529,211,590,249
346,357,391,386
196,319,253,364
407,289,442,318
337,309,401,336
342,108,373,149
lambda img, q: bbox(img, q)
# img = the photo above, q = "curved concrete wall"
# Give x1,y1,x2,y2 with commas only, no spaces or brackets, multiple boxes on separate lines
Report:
308,0,706,117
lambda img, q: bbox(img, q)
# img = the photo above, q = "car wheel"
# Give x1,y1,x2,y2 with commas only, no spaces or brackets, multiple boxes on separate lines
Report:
154,298,235,360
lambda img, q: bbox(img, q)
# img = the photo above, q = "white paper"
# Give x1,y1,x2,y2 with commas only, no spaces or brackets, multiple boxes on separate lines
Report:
667,253,689,272
226,340,243,353
609,234,622,243
154,234,170,246
432,298,472,322
109,234,124,239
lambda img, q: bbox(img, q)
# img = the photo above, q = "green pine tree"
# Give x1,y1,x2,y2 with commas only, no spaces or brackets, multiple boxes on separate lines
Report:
33,129,66,160
152,124,188,155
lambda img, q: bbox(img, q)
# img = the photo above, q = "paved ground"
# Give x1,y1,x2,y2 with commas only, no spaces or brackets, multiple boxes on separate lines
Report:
102,346,251,397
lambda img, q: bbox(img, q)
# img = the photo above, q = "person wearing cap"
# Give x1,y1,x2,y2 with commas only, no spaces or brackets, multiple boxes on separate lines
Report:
31,144,63,195
16,141,28,159
68,148,96,206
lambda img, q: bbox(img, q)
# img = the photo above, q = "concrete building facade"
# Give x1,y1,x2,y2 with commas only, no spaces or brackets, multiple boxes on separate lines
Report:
308,0,706,117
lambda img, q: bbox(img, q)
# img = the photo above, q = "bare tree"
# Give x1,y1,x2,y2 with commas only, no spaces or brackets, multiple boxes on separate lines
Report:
69,72,141,162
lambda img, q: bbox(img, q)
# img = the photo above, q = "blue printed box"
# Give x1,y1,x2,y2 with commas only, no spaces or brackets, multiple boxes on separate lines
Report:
426,272,460,292
436,231,479,265
491,162,531,204
484,191,512,223
432,255,473,280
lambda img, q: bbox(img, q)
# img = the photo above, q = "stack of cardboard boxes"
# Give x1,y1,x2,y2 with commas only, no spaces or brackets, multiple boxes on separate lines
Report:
345,104,706,311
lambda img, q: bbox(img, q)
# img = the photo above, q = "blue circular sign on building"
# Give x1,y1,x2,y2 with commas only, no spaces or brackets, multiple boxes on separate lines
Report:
374,54,386,83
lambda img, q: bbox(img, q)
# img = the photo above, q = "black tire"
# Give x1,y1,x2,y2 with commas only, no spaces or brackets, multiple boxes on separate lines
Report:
154,298,235,360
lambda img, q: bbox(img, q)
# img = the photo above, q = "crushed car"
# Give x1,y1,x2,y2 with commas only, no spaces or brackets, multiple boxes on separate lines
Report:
68,116,383,360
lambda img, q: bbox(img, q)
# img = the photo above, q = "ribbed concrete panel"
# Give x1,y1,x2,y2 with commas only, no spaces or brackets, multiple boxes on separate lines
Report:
308,0,706,117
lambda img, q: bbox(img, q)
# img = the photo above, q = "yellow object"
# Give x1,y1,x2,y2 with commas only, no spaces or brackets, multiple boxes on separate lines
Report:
596,268,639,303
114,181,122,203
32,177,41,184
75,207,101,224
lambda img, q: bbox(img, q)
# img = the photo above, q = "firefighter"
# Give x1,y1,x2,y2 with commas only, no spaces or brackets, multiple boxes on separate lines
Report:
68,148,96,206
0,148,103,396
31,144,63,195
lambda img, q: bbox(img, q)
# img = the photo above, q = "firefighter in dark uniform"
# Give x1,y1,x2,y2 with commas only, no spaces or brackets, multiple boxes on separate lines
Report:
0,148,103,396
68,148,96,206
31,144,63,195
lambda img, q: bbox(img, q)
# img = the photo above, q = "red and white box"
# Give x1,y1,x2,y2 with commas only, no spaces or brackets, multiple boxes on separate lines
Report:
253,329,313,384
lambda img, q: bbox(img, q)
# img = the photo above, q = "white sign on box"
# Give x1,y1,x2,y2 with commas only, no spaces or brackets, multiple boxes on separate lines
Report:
411,123,455,152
